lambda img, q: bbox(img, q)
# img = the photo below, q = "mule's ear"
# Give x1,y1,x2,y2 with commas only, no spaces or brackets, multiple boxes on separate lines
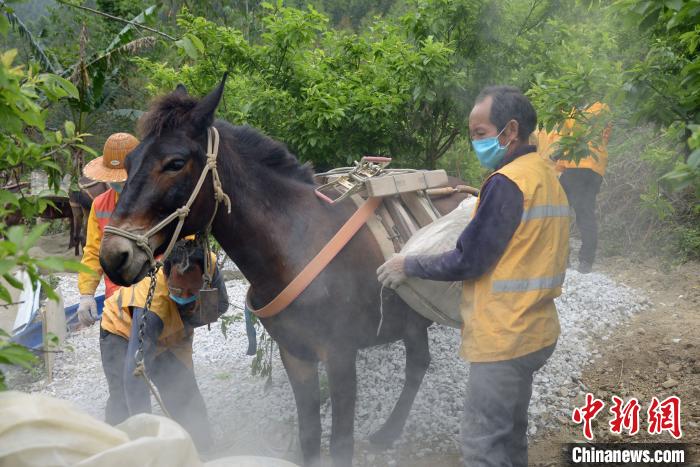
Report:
174,83,188,95
190,73,228,131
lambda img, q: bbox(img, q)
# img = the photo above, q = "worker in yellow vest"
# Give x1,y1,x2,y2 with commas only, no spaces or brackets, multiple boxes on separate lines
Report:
378,86,569,467
554,102,611,273
77,133,140,326
99,239,228,450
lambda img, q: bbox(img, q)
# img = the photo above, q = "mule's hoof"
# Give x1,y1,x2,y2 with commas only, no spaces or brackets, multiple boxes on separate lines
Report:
369,428,398,449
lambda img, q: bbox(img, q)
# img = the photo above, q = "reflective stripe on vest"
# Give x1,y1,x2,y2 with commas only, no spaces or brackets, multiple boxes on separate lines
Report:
492,273,566,293
95,210,112,219
521,205,570,221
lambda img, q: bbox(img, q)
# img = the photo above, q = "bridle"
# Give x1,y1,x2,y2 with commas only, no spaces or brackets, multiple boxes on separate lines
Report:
104,126,231,269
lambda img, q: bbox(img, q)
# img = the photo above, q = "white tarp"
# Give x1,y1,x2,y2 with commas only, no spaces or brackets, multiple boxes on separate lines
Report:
11,271,41,334
0,391,298,467
395,197,477,328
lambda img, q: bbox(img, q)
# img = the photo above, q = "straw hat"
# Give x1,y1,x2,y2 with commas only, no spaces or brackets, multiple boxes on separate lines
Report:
83,133,140,183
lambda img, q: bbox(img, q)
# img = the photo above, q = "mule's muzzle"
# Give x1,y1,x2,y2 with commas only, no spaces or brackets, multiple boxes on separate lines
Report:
100,234,152,286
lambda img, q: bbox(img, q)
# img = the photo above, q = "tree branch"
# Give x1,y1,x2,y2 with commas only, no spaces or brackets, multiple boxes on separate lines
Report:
55,0,177,41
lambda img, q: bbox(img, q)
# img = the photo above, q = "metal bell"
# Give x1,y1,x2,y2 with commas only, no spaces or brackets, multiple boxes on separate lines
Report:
197,287,220,324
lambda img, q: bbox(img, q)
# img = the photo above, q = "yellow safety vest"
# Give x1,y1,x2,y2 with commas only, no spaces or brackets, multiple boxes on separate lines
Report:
554,102,611,176
101,269,194,368
460,152,570,362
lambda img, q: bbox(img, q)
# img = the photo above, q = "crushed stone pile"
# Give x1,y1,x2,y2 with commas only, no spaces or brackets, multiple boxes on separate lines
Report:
24,269,649,464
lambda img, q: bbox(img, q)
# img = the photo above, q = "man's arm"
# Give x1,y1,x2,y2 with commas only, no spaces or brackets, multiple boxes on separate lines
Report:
404,175,524,282
78,205,103,295
123,307,164,415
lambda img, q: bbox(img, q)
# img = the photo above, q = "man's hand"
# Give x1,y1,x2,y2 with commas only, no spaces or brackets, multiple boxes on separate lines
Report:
77,295,98,327
377,254,408,289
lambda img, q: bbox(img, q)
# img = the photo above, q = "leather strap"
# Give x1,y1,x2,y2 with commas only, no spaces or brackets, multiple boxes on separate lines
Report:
248,196,382,318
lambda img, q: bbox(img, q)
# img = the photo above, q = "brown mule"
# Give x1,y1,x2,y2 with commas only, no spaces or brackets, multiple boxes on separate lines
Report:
98,79,466,466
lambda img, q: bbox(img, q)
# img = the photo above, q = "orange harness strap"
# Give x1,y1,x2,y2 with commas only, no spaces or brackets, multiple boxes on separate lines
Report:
248,196,382,318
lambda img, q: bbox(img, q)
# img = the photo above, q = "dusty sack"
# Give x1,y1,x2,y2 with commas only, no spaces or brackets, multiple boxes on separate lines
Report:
395,197,477,327
0,391,298,467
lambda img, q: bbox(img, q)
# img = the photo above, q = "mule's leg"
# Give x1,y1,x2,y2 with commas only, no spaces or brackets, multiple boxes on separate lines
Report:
370,320,431,447
326,350,358,467
280,346,321,466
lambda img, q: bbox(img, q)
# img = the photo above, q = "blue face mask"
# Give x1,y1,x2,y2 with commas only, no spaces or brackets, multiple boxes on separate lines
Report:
471,126,511,169
109,182,124,193
169,293,198,306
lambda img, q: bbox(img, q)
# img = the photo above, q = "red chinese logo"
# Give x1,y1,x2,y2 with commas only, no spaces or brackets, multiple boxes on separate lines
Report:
572,394,683,440
609,395,641,435
572,393,605,440
647,396,682,439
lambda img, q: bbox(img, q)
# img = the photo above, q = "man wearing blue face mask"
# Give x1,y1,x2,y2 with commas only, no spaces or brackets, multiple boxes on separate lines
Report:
377,86,569,466
99,240,228,450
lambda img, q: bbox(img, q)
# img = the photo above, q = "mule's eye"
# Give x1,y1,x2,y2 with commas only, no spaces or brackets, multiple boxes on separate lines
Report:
164,159,186,172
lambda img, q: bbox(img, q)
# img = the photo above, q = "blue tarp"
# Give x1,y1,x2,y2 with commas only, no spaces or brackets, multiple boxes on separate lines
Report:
11,294,105,351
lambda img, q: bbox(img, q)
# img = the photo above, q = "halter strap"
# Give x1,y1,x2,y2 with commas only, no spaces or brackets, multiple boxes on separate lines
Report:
104,127,231,267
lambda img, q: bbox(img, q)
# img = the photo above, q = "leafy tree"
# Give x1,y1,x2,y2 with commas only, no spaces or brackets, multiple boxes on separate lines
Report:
0,13,93,387
615,0,700,195
136,2,468,169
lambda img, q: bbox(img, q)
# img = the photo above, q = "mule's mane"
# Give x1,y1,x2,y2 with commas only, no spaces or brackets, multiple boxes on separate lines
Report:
137,91,199,138
138,90,315,185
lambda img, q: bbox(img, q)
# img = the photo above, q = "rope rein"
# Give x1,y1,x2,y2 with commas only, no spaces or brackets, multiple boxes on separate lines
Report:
104,127,231,269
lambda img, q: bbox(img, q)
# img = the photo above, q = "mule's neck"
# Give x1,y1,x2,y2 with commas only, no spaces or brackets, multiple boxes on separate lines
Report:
210,136,330,304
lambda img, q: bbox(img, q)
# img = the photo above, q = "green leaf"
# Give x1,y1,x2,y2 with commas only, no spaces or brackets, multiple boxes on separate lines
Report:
687,149,700,169
0,343,39,369
188,34,205,55
666,0,684,11
176,36,200,59
0,260,14,277
0,285,11,304
36,257,67,271
38,278,58,302
64,120,75,137
3,273,24,291
0,190,20,208
26,223,50,248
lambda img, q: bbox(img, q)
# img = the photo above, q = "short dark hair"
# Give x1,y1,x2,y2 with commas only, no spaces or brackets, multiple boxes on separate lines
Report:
163,239,205,276
475,86,537,141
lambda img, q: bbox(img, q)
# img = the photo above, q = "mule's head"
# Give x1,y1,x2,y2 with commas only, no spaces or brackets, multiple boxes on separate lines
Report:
100,78,227,286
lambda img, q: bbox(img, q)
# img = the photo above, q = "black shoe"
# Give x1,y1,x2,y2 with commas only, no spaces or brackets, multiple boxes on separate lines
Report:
577,261,592,274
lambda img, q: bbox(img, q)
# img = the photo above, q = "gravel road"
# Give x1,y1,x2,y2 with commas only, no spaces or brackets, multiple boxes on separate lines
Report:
24,268,649,465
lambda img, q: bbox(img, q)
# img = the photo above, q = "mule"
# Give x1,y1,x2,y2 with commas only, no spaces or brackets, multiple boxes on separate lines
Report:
98,79,466,466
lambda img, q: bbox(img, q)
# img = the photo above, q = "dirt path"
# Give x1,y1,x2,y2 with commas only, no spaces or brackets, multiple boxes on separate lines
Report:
529,257,700,466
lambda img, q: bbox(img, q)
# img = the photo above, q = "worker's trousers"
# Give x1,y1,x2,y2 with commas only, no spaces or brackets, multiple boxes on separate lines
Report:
99,327,211,449
559,168,603,266
461,343,556,467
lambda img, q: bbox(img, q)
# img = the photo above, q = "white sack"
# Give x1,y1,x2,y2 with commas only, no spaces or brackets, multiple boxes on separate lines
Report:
396,197,477,327
0,391,297,467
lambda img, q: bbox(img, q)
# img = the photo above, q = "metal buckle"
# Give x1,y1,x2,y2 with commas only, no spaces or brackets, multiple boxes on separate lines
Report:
315,156,391,204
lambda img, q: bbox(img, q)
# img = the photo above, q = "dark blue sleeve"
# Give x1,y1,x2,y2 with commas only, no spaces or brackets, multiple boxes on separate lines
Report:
404,174,523,281
124,307,164,415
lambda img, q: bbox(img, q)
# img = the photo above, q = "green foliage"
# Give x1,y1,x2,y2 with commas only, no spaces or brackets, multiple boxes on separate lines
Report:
615,0,700,195
136,2,468,169
0,329,39,390
0,24,94,387
598,124,699,261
